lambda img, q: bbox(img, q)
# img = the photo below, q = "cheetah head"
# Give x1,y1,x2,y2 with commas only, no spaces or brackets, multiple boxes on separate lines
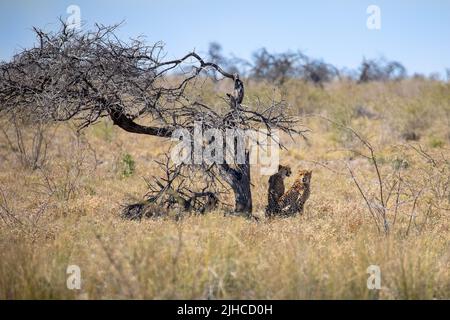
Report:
278,165,292,178
297,170,312,186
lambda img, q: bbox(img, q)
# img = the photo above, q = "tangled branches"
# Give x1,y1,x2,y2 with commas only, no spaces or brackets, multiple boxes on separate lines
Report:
0,21,299,137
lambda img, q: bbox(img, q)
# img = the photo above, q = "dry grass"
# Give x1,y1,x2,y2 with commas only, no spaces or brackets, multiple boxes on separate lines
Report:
0,79,449,299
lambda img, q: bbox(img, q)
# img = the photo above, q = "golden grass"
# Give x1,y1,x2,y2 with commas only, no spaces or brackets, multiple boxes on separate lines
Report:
0,79,449,299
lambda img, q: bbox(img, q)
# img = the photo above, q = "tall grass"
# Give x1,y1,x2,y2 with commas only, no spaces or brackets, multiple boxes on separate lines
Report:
0,79,449,299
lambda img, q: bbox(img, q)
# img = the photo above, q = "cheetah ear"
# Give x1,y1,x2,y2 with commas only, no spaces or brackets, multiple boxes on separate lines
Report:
278,165,282,171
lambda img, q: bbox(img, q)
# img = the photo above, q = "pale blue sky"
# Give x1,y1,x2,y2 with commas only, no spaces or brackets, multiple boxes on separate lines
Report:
0,0,449,75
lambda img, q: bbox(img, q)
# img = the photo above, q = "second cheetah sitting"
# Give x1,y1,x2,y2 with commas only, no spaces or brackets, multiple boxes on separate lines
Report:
278,169,312,216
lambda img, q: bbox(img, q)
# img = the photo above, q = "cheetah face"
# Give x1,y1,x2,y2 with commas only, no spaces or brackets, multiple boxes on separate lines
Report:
278,165,292,178
299,170,312,186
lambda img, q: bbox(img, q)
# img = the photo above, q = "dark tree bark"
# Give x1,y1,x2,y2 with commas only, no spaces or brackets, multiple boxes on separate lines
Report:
219,152,252,214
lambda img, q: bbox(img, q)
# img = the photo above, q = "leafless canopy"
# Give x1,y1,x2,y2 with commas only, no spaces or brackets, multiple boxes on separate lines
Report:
0,21,299,136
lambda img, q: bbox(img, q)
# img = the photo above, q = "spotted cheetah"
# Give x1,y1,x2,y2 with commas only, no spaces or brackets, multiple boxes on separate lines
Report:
278,169,312,216
265,165,292,217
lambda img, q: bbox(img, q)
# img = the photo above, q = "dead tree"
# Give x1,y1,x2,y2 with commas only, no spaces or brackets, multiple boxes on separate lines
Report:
0,21,303,215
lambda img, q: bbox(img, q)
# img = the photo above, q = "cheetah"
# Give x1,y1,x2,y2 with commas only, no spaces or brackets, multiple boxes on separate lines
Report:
265,165,292,217
278,169,312,216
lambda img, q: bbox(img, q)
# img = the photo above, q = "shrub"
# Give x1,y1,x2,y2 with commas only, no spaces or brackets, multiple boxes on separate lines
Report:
121,153,135,178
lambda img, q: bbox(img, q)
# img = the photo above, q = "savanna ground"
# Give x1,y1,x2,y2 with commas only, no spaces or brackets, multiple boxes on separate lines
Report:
0,79,449,299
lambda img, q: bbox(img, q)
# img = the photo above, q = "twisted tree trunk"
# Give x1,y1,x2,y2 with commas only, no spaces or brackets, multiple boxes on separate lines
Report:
219,151,252,214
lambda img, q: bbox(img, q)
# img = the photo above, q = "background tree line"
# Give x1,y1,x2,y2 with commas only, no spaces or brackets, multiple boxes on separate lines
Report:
207,42,448,86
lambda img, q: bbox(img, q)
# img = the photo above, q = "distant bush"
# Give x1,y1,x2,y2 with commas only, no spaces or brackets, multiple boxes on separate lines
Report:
358,58,407,83
429,137,444,148
205,42,419,86
250,49,338,86
299,58,339,86
207,43,339,86
121,153,135,178
250,48,300,84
